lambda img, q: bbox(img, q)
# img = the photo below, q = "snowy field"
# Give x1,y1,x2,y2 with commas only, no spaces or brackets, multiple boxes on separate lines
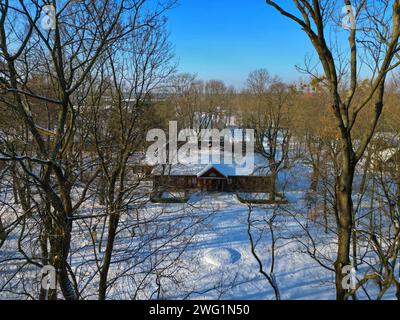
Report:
167,192,336,300
0,156,397,300
0,161,335,300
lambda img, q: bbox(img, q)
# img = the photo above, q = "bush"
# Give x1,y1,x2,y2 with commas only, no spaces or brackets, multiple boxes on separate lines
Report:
236,192,287,205
150,191,189,203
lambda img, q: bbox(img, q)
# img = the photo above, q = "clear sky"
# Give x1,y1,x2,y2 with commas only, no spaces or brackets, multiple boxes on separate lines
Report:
167,0,316,88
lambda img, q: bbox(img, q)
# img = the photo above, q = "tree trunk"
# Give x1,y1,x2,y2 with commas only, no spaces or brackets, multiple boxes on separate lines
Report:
99,174,107,206
98,161,128,300
310,163,319,193
0,218,6,243
11,163,19,205
351,207,357,271
396,283,400,300
369,179,376,234
39,222,49,300
323,182,328,234
334,155,354,300
98,210,120,300
270,164,277,202
50,221,78,300
98,215,107,253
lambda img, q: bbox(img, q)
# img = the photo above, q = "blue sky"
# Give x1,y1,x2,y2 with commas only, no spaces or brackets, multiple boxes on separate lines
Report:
167,0,316,88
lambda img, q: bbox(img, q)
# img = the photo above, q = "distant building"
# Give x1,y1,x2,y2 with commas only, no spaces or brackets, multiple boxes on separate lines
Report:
370,148,400,170
152,152,272,193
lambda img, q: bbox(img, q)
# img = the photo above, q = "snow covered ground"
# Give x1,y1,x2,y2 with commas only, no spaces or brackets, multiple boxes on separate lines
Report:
0,169,336,300
166,191,336,300
0,154,397,300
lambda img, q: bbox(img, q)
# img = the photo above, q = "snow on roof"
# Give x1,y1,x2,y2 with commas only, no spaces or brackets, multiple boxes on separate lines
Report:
127,152,150,166
359,147,400,169
197,164,230,177
153,163,205,176
152,150,270,177
377,148,398,162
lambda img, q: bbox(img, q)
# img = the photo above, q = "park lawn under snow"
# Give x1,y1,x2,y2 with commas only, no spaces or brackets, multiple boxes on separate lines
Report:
1,156,394,300
105,159,395,300
166,191,337,300
1,174,336,299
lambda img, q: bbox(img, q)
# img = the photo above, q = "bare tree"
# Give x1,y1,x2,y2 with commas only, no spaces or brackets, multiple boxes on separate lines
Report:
265,0,400,299
247,205,281,300
90,13,175,300
0,0,172,300
241,69,292,202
